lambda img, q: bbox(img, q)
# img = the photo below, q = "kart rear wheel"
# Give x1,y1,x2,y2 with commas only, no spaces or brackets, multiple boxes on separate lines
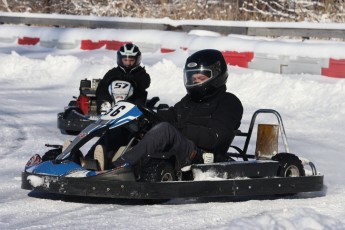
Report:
272,153,305,177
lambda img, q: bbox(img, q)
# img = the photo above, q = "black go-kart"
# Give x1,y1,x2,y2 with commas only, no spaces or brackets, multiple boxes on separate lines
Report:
57,78,101,135
23,101,324,201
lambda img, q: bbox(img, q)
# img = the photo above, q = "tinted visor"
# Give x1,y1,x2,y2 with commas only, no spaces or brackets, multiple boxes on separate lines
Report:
184,69,213,87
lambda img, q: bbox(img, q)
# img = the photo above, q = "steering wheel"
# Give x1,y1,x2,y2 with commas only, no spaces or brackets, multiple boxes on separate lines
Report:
137,104,162,124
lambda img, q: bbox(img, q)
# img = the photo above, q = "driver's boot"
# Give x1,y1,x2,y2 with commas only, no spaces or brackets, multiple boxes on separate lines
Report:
94,145,106,171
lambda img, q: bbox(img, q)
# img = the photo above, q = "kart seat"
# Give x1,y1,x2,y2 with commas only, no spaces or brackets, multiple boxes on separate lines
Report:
255,124,279,159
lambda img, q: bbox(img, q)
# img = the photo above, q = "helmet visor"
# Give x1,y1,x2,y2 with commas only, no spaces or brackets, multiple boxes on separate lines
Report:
184,69,213,87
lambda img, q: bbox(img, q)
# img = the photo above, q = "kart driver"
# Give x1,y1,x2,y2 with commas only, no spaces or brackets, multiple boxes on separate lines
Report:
92,49,243,171
96,43,151,114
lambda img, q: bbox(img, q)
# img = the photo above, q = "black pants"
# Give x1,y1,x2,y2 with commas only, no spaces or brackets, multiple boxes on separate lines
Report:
112,122,201,168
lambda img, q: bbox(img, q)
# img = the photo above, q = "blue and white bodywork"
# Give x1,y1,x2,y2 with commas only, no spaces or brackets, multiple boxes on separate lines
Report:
24,101,142,179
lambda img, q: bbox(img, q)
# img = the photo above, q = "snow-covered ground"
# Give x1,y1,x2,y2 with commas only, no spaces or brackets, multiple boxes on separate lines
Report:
0,25,345,229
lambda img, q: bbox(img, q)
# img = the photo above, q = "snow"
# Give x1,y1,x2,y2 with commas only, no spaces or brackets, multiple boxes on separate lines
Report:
1,21,345,229
27,175,44,187
192,169,228,181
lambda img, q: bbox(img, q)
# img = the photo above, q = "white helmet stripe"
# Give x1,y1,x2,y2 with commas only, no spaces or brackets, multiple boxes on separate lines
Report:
120,45,138,56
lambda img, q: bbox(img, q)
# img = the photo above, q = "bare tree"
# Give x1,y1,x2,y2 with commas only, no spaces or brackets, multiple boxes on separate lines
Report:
0,0,344,22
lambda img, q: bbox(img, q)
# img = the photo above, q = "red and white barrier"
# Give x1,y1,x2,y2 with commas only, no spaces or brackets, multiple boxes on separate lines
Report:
1,25,345,78
322,59,345,78
18,37,40,45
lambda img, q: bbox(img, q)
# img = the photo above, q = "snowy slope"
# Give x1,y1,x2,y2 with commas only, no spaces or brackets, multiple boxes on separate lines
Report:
0,27,345,229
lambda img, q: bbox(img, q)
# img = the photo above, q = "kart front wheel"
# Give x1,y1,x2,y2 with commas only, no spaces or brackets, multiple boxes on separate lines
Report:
272,153,305,177
139,159,176,203
140,159,176,182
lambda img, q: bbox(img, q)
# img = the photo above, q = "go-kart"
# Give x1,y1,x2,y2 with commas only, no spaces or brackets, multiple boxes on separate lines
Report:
57,78,159,135
22,101,324,200
57,78,100,135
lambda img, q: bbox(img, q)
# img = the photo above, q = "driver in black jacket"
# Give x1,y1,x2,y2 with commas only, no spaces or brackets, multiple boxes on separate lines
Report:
96,43,150,114
106,49,243,169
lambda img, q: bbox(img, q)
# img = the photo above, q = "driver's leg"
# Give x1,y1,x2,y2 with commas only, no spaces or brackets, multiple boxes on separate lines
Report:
111,122,201,168
85,127,129,162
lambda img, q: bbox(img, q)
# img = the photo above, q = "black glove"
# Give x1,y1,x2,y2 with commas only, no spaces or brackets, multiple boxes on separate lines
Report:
42,148,62,161
157,103,169,110
146,97,160,109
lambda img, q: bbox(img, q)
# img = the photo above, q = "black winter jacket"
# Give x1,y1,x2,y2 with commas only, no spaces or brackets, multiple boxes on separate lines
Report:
158,87,243,157
96,66,151,114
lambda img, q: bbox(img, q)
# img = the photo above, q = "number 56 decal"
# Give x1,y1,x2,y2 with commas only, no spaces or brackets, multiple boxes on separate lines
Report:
102,101,135,121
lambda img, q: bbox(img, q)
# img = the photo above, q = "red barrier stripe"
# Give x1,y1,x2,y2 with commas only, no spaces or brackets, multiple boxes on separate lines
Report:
18,37,40,45
160,48,175,53
322,58,345,78
105,41,131,50
222,51,254,68
81,40,107,50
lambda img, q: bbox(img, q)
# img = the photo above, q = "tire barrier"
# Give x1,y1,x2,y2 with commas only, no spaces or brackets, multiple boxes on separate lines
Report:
1,25,344,78
39,39,58,48
56,41,80,50
249,54,330,76
0,36,16,43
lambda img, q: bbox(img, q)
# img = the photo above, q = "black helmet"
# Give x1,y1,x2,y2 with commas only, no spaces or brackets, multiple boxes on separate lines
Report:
117,43,142,72
184,49,228,101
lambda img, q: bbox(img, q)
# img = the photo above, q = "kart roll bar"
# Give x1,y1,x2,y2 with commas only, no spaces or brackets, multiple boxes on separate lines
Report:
229,109,290,160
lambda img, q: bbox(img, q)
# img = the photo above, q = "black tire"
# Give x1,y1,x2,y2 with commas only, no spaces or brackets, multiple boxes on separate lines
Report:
139,159,176,204
140,159,176,182
272,153,305,177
